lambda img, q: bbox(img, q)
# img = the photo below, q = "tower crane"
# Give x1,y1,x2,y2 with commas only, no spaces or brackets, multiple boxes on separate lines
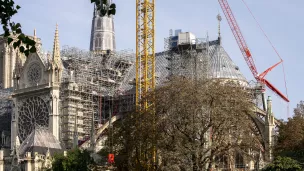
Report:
136,1,155,110
136,0,156,168
218,0,289,103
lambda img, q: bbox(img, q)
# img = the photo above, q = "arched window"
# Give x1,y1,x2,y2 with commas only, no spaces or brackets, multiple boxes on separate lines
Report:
112,19,114,31
97,18,101,29
95,39,99,49
103,35,109,49
113,37,116,50
100,37,103,49
107,35,111,49
95,34,101,49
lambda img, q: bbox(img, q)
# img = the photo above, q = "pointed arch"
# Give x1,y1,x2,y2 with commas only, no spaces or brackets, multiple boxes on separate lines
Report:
100,36,103,49
99,37,104,48
97,18,102,30
107,35,111,50
95,34,101,50
112,18,115,31
113,35,116,50
95,39,99,50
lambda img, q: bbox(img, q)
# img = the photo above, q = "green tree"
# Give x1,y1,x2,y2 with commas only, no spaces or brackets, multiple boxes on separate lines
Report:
52,148,95,171
104,109,157,170
262,156,302,171
91,0,116,17
1,0,36,56
1,0,116,56
275,102,304,166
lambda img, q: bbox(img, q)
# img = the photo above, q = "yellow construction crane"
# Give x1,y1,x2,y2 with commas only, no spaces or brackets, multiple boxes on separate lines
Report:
135,0,156,168
136,1,155,109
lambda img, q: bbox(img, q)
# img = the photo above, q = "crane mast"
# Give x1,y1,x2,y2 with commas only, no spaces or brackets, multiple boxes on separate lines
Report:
136,0,156,111
136,0,156,168
218,0,289,102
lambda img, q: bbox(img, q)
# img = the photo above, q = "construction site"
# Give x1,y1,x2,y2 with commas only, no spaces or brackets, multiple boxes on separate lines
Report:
59,46,134,149
0,0,291,170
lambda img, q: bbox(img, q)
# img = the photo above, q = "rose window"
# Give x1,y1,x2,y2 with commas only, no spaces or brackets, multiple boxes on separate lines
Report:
18,96,49,142
27,62,42,84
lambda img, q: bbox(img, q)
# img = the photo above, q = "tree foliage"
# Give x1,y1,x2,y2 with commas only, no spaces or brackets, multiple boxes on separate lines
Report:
1,0,36,56
105,108,157,170
275,101,304,165
156,78,260,170
109,77,261,170
52,148,95,171
91,0,116,16
262,156,302,171
1,0,116,56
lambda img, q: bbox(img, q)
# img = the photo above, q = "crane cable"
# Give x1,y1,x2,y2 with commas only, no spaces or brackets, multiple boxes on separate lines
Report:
241,0,290,116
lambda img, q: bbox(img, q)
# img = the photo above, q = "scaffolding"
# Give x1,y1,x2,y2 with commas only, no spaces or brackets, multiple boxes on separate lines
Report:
163,30,210,81
0,88,13,148
0,88,13,120
59,46,134,149
79,49,171,150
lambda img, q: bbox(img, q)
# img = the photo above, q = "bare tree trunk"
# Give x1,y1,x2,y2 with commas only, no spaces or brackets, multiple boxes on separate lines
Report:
207,149,215,171
192,153,198,171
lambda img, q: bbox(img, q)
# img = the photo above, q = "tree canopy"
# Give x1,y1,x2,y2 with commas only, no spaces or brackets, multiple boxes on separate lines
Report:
1,0,36,56
107,77,261,170
275,101,304,166
262,156,302,171
52,148,94,171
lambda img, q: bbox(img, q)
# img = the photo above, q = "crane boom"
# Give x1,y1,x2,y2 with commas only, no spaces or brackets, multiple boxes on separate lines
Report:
218,0,289,102
218,0,258,77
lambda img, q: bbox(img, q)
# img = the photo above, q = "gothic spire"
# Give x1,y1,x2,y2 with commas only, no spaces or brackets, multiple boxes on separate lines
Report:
267,96,273,116
52,23,61,68
266,96,275,125
217,13,222,45
34,28,37,40
14,52,22,79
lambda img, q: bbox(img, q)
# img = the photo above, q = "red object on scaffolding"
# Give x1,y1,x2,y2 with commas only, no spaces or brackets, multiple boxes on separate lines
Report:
108,153,115,164
218,0,289,102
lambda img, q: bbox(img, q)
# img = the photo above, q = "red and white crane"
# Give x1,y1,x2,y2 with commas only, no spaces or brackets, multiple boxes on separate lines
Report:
218,0,289,102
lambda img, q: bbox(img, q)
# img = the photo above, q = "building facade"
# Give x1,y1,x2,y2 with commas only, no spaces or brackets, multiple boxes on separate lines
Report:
0,31,42,89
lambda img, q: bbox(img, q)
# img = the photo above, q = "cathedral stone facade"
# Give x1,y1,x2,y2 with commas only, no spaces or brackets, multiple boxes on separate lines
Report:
0,2,127,169
0,31,42,89
0,25,64,170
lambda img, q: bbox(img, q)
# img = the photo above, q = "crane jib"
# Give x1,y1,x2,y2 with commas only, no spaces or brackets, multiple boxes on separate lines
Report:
218,0,289,102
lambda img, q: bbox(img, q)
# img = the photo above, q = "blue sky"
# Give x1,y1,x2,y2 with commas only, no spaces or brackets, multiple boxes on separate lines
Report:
10,0,303,120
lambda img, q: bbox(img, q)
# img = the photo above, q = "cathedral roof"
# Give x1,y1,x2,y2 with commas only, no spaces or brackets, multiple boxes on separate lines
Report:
18,127,63,157
208,40,247,82
118,39,247,93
